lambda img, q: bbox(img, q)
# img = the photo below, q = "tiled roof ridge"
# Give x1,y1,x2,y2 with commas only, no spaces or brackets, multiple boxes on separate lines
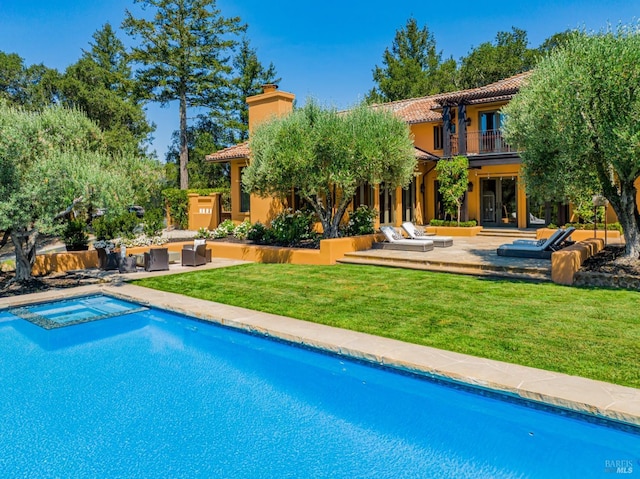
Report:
433,71,532,105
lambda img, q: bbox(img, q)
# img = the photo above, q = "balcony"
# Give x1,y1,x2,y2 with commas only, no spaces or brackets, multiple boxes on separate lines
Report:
449,129,515,156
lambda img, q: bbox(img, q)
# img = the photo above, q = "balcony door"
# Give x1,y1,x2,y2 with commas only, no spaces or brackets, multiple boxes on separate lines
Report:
479,111,506,154
481,178,517,227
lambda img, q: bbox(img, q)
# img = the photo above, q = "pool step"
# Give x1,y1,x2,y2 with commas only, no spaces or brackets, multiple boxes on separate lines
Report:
337,252,552,281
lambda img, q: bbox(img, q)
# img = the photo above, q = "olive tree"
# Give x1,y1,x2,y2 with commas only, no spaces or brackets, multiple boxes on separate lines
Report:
0,104,162,281
503,25,640,257
243,101,416,238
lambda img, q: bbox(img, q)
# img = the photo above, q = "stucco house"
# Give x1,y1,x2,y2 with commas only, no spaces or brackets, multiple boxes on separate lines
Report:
206,73,573,230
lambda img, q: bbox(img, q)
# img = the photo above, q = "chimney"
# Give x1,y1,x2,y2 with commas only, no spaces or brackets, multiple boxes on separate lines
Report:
246,84,295,135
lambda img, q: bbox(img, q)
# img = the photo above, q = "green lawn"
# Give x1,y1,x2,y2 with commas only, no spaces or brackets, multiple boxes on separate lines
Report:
134,263,640,388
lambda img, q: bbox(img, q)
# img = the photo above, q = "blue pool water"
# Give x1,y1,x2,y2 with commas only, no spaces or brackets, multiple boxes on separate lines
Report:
0,295,638,478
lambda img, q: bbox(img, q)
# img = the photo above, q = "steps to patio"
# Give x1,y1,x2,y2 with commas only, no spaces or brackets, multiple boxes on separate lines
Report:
477,228,538,239
337,235,552,281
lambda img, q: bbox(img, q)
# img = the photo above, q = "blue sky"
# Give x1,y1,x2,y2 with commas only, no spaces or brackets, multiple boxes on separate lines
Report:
1,0,638,159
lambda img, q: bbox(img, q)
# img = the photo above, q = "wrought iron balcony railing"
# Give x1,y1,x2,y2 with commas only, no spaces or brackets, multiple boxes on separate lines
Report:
449,129,515,156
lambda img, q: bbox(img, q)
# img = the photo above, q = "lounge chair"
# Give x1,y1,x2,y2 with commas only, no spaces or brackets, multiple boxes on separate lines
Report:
401,222,453,247
375,226,434,252
182,243,208,267
144,248,170,272
496,227,575,259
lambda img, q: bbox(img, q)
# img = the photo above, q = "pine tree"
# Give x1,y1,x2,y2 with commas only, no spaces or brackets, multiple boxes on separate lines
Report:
367,18,454,103
228,37,280,141
458,27,536,89
123,0,246,189
59,23,153,153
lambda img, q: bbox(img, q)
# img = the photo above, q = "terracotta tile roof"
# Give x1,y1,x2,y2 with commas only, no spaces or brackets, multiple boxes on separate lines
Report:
206,141,437,162
414,146,439,161
433,71,531,106
370,96,442,124
205,142,249,162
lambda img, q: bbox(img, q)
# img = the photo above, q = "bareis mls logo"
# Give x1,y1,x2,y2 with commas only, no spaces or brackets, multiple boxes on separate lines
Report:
604,459,634,474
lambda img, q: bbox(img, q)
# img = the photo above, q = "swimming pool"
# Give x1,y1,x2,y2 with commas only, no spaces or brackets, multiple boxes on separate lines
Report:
0,294,638,478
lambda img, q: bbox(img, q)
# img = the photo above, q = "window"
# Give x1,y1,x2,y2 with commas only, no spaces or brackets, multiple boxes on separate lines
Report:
239,167,250,213
433,125,443,150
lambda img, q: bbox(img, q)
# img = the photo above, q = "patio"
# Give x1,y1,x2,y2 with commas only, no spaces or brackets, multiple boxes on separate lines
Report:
339,235,553,281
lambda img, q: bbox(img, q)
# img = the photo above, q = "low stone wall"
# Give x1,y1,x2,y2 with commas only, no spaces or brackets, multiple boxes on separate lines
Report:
551,238,604,286
32,250,99,276
32,234,379,275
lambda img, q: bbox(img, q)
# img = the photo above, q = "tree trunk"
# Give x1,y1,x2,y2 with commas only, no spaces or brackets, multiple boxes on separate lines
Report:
179,90,189,190
610,182,640,258
11,228,38,282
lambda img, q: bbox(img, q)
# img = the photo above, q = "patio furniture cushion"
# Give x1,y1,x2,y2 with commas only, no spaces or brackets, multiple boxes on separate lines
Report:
401,222,453,247
378,226,434,252
496,227,575,259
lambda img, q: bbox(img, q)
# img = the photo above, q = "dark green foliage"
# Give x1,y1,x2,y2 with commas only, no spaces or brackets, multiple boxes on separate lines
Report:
143,208,165,236
123,0,246,189
0,51,59,109
62,219,89,248
162,188,189,230
164,116,232,188
227,36,280,141
92,212,140,240
58,24,153,154
367,18,457,102
429,219,477,227
342,205,377,236
268,209,319,246
457,27,537,89
247,222,267,242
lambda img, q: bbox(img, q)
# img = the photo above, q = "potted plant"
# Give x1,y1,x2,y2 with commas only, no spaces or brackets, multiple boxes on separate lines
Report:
63,219,89,251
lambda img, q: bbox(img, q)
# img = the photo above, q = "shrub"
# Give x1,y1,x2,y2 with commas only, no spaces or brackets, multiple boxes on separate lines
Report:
429,219,477,227
143,208,165,237
269,208,318,246
63,219,88,248
92,212,140,240
343,205,377,237
195,227,210,239
233,220,252,240
247,222,267,242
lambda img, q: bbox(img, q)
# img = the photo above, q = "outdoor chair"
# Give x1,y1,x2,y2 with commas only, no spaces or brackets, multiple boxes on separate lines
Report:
117,255,138,274
182,239,211,262
182,243,208,267
144,248,170,272
401,222,453,248
496,227,575,259
374,226,434,252
96,248,119,271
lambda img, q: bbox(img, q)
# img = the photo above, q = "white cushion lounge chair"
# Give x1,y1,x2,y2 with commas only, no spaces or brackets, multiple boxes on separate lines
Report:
496,227,575,259
375,226,434,252
401,222,453,247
